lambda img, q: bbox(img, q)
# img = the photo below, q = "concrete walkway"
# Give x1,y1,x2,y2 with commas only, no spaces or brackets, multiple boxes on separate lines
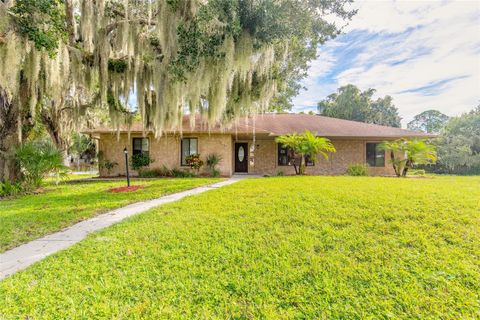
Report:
0,176,247,280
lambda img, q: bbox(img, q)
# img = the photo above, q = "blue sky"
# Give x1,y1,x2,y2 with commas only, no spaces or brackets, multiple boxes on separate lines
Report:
292,0,480,126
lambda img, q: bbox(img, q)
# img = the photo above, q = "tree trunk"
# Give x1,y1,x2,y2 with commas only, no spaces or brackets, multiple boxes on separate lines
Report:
402,160,411,177
40,106,70,166
292,160,298,175
0,87,21,182
390,151,401,177
299,154,306,175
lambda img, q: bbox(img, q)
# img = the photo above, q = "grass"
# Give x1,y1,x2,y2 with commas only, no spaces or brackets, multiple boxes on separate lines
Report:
44,173,98,182
0,176,220,252
1,176,479,319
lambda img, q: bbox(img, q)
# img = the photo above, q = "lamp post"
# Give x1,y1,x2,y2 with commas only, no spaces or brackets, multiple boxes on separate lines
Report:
124,147,130,187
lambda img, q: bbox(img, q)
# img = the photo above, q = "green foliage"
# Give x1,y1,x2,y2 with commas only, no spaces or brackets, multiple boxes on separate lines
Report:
98,152,118,175
130,153,154,171
10,0,66,56
434,107,480,174
211,168,221,178
108,58,128,73
0,177,219,252
0,181,23,198
380,139,437,177
1,176,478,318
171,168,197,178
318,84,401,127
185,154,204,171
69,133,95,157
346,163,369,176
407,110,449,134
206,153,222,177
170,0,356,110
14,140,69,189
138,166,173,178
276,130,336,175
102,160,118,174
273,170,284,176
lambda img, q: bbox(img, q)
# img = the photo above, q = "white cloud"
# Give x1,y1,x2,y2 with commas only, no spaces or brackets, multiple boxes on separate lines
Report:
292,47,338,108
293,0,480,126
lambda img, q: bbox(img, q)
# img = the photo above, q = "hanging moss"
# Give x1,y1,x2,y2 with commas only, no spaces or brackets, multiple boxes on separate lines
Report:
1,0,328,139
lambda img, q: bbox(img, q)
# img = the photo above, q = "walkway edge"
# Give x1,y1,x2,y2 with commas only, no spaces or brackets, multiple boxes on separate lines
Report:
0,177,246,280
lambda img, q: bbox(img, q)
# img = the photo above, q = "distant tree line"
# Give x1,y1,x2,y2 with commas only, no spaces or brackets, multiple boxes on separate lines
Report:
317,84,402,127
315,84,480,175
410,108,480,175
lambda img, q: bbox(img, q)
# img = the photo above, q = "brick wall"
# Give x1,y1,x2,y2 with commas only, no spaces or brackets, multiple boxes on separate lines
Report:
98,133,395,177
236,138,395,176
98,133,232,177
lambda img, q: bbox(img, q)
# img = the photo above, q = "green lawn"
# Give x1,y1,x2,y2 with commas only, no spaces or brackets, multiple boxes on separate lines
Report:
0,177,220,252
1,176,479,319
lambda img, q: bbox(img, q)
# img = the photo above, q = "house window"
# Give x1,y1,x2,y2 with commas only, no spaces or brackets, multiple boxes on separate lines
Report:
305,154,315,166
181,138,198,166
277,144,314,166
132,138,149,156
366,143,385,167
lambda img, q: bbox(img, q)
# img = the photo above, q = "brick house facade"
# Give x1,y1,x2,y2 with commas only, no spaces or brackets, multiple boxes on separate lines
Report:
87,114,432,177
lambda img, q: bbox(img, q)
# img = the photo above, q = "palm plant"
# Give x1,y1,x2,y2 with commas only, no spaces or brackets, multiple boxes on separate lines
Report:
276,130,336,175
206,153,222,177
380,139,437,177
14,140,69,188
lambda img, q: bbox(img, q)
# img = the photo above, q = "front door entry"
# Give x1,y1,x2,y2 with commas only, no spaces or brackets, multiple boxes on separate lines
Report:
234,143,248,173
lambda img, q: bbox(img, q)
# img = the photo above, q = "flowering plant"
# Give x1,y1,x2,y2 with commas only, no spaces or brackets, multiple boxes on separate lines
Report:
185,154,204,171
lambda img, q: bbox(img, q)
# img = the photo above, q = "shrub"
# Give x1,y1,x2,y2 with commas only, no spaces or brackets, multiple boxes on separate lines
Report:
0,180,23,198
138,165,173,178
131,153,154,171
273,170,284,176
98,151,118,175
211,168,220,178
346,163,369,176
171,168,196,178
185,154,204,171
206,154,222,177
100,159,118,175
14,141,69,189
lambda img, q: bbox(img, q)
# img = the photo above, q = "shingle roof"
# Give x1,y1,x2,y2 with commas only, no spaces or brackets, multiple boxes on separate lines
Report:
85,113,434,139
242,114,434,138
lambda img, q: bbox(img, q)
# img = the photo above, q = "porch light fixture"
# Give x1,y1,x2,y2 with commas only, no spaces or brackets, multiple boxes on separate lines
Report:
124,147,130,187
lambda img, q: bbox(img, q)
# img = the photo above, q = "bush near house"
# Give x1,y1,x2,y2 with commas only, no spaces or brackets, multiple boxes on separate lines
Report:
98,151,118,175
206,153,222,177
185,154,204,172
346,163,369,176
138,165,173,178
171,168,197,178
131,153,154,171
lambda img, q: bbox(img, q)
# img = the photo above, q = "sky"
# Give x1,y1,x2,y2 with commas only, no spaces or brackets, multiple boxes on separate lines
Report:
292,0,480,127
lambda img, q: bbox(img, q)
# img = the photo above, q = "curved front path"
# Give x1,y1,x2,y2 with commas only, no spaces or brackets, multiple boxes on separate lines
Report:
0,176,249,280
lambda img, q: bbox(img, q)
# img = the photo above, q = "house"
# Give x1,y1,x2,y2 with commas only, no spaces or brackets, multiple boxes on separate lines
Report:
86,113,433,177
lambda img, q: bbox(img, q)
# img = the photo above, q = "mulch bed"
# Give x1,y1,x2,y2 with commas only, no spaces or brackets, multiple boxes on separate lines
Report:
107,185,145,193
